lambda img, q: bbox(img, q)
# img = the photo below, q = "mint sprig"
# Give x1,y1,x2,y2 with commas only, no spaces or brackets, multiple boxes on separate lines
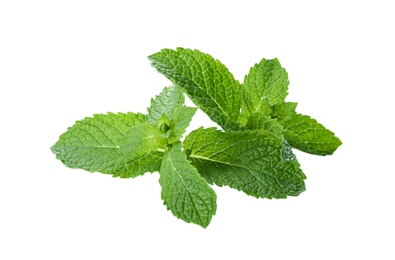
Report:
51,48,341,228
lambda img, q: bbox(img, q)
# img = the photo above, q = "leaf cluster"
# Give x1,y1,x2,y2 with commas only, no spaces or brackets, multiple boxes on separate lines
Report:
52,48,341,227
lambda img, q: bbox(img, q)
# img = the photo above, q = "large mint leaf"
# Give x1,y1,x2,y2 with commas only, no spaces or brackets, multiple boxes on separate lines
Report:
159,142,217,228
282,113,342,155
241,58,289,115
149,48,241,131
147,85,184,124
184,128,306,199
51,113,162,178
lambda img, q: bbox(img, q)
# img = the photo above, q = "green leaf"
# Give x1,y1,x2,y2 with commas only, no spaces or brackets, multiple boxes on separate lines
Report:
282,113,342,155
146,85,196,143
147,85,184,124
184,128,306,199
149,48,241,131
120,122,168,156
51,112,163,178
244,112,283,140
159,142,217,228
239,93,272,125
271,102,297,124
168,106,197,144
239,98,272,126
157,113,171,133
242,58,289,114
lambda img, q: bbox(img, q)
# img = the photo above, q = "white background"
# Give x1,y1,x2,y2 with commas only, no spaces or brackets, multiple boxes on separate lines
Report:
1,1,394,259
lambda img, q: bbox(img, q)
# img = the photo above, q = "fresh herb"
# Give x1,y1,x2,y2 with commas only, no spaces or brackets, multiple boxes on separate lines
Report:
51,48,341,228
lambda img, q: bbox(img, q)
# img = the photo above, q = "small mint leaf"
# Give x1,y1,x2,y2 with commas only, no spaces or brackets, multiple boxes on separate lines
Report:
238,98,272,127
242,58,289,113
271,102,297,124
147,85,184,124
121,122,168,156
244,112,283,141
283,113,342,155
157,113,171,133
168,106,197,144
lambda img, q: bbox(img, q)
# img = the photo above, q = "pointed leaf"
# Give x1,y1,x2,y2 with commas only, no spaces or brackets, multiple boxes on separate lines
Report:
51,113,162,178
147,85,184,124
168,106,197,143
242,58,289,116
184,128,306,199
244,112,283,140
271,102,297,124
121,122,168,156
149,48,241,130
282,113,342,155
239,98,272,126
159,143,217,228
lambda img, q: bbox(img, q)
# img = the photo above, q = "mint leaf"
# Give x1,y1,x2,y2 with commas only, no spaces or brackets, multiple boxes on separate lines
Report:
147,85,184,124
51,112,162,178
184,128,306,199
147,85,196,143
241,58,288,118
120,122,168,155
238,98,272,126
157,113,171,133
244,112,283,140
168,106,197,143
271,102,297,124
159,142,217,228
149,48,241,131
282,113,342,155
